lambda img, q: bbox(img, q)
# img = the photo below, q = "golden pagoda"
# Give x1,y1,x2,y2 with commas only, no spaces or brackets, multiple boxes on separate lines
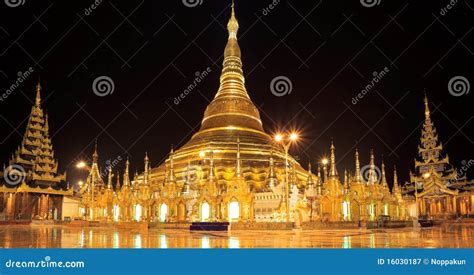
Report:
406,95,474,219
79,2,410,225
0,82,71,220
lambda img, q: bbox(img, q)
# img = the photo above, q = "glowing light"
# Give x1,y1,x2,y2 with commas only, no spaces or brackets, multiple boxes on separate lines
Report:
423,172,431,179
76,162,86,168
229,201,240,221
199,151,206,158
134,204,142,221
289,133,298,141
78,181,83,187
321,158,328,165
160,204,168,222
274,134,283,142
201,202,210,222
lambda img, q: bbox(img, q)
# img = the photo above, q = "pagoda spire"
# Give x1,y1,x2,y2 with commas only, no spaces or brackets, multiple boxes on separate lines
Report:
35,80,41,106
306,162,314,187
316,165,323,196
368,150,377,184
198,1,263,132
93,140,99,164
144,152,149,186
354,149,362,183
115,172,121,191
266,150,278,189
329,140,338,177
393,165,400,194
381,160,388,187
123,158,130,187
424,94,431,121
343,169,350,193
107,166,113,190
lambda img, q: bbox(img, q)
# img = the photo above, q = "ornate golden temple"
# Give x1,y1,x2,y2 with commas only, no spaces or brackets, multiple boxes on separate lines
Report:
76,4,412,225
0,83,71,220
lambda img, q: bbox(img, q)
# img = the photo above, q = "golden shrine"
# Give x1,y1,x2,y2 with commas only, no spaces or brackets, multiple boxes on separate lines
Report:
405,96,474,219
0,83,71,220
77,3,410,225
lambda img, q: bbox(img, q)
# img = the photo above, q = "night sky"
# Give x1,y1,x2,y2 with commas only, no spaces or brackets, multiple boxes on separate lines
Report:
0,0,472,187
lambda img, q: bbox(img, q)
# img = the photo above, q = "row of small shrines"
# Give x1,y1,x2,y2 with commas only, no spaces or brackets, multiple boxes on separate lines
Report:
79,145,409,223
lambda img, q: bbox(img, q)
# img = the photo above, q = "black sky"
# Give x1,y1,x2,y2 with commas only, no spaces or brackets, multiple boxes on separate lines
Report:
0,0,473,187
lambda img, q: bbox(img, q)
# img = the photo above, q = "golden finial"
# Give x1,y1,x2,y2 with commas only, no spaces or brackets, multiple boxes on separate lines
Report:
93,140,98,163
227,0,239,40
35,79,41,106
329,139,337,176
424,93,431,120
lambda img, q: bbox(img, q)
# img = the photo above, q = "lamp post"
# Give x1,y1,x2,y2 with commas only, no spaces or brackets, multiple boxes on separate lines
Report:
274,132,299,222
76,161,94,220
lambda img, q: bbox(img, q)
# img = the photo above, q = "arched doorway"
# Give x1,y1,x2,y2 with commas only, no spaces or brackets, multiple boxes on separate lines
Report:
228,200,240,221
134,204,142,221
160,203,168,222
177,203,186,221
201,202,210,222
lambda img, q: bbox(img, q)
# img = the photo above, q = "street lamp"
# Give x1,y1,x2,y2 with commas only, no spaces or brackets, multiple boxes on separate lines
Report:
273,131,299,222
321,158,328,183
76,161,94,220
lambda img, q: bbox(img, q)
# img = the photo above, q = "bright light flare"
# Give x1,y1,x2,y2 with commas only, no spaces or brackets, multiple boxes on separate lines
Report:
289,133,298,141
76,162,86,168
274,134,283,142
321,158,329,165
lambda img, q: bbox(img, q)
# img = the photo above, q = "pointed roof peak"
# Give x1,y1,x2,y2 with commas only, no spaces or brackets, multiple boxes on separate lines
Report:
35,79,42,106
227,0,239,40
424,93,431,120
93,140,99,163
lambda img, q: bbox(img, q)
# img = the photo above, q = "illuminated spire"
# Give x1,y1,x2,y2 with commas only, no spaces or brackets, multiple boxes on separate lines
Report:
306,162,314,187
329,140,338,177
381,160,388,187
266,150,278,189
354,149,362,183
316,165,323,196
343,169,350,192
424,94,431,121
115,172,121,191
144,152,149,186
35,80,41,106
198,1,263,132
107,166,113,190
93,140,98,164
123,158,130,187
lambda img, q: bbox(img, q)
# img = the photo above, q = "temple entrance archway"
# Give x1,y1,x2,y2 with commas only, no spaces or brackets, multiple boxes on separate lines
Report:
228,200,240,221
177,203,186,221
201,202,210,222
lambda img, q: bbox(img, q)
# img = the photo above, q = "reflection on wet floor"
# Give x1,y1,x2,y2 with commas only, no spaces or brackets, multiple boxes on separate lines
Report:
0,223,472,248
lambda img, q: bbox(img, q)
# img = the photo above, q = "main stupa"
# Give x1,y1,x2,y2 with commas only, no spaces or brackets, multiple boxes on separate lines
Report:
141,2,309,222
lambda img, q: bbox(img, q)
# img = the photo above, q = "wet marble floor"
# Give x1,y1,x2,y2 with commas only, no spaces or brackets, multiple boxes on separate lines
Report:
0,223,472,248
